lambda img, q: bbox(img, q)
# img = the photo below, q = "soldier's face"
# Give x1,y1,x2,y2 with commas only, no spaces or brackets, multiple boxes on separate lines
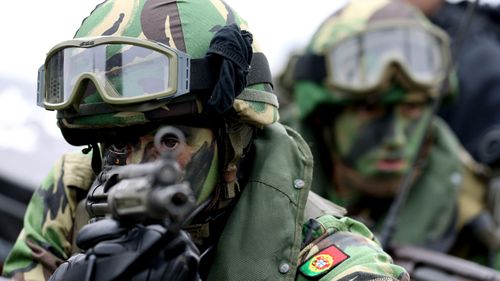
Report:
333,93,431,178
124,125,218,203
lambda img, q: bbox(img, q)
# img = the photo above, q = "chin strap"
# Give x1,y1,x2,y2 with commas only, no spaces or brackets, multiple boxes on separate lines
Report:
82,143,103,175
220,116,254,202
185,120,254,246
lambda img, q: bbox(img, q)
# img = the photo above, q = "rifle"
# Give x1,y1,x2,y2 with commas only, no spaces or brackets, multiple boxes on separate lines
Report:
50,126,200,281
86,126,196,229
390,244,500,281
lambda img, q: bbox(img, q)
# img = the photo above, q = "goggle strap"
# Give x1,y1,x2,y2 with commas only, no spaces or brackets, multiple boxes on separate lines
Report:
190,52,273,91
246,53,273,89
293,53,326,84
190,57,217,91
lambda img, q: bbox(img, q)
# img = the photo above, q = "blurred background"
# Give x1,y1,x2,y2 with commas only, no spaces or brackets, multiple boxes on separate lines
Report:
0,0,498,264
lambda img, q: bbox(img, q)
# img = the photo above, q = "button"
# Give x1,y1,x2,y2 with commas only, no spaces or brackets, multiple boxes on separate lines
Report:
279,262,291,274
450,172,462,186
294,179,305,189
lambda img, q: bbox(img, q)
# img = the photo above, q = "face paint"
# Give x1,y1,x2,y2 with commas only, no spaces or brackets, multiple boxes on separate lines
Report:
123,125,219,203
333,92,431,179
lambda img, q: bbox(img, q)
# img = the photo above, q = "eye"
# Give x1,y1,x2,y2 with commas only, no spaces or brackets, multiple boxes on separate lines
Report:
160,134,180,151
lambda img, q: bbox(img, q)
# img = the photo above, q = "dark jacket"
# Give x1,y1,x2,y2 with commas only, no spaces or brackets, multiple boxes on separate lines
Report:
435,1,500,166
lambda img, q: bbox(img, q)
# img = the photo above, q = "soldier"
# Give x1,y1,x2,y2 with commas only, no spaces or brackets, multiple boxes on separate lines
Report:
1,0,408,280
283,0,498,268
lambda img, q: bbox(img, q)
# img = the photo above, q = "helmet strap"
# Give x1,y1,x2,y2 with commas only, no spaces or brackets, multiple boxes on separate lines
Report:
82,143,102,175
193,116,254,223
219,115,254,202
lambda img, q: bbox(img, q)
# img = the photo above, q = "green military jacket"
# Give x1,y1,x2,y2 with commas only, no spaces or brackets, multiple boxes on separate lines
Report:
3,123,408,281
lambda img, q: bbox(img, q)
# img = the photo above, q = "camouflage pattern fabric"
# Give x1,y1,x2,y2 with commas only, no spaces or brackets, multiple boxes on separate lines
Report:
6,0,409,280
2,152,94,280
298,216,409,281
2,123,408,280
305,0,433,52
59,0,279,132
293,0,449,120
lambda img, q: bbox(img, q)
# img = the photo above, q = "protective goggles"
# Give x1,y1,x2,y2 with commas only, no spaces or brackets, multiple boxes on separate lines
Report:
294,21,451,93
37,36,190,110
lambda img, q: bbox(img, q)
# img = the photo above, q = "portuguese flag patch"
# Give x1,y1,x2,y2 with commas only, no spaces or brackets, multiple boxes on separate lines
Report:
299,245,349,278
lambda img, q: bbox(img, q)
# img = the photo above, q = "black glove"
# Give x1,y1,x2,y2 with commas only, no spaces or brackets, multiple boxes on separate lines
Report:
49,219,201,281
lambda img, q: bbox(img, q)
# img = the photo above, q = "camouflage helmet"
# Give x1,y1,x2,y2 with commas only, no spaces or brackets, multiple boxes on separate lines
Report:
291,0,453,119
44,0,278,146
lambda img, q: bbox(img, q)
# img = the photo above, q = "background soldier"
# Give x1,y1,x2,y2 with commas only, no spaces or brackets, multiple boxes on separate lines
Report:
282,0,499,269
1,0,408,280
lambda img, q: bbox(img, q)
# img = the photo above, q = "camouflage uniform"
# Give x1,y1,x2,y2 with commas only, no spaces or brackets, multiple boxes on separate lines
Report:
3,124,409,281
283,0,496,268
3,0,409,280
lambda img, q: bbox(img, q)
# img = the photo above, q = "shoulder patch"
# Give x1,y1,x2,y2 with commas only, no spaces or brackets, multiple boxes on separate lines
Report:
299,245,349,279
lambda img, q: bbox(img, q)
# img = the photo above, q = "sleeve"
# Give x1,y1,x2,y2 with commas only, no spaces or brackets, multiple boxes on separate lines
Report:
297,215,410,281
2,152,94,281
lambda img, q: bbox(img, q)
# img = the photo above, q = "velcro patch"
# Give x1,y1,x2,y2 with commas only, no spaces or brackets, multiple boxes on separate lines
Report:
299,245,349,279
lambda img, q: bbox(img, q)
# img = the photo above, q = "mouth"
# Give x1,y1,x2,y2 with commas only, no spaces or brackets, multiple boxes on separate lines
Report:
376,158,406,172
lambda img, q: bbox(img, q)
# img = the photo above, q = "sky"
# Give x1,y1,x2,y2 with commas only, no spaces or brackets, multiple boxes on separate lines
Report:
1,0,499,82
0,0,348,82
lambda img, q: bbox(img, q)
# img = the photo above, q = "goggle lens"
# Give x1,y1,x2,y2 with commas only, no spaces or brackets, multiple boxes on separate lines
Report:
328,25,448,91
39,38,188,110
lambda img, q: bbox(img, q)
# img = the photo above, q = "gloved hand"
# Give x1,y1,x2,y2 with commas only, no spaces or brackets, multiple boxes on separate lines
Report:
49,219,201,281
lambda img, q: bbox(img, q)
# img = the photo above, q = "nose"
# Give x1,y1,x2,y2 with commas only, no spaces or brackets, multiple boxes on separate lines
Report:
381,110,405,151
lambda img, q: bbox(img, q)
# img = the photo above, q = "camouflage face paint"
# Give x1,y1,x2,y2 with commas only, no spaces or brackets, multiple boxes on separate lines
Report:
332,92,431,179
124,125,218,203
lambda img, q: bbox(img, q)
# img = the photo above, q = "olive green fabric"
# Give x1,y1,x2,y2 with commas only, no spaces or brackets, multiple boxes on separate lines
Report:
3,123,408,281
207,123,313,280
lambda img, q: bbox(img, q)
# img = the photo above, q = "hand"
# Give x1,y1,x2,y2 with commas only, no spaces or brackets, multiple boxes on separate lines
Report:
49,219,201,281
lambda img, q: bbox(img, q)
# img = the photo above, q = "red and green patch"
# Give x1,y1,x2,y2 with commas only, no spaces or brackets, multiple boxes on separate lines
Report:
299,245,349,278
